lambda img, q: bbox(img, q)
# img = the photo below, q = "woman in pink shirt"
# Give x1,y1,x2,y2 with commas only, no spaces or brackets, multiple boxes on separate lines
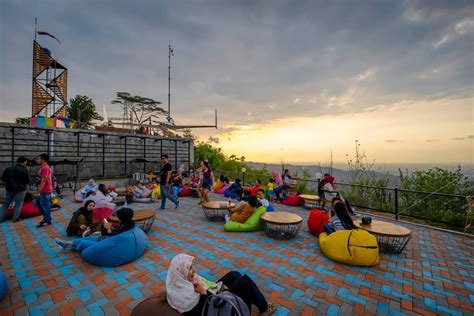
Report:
35,153,53,227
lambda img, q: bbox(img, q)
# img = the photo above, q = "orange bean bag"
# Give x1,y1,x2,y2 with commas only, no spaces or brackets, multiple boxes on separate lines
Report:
6,201,41,219
307,209,329,236
282,194,302,206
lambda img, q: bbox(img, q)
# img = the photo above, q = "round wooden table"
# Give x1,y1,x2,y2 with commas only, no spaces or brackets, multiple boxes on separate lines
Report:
354,219,412,254
299,194,320,209
202,201,235,222
110,210,156,233
260,212,303,240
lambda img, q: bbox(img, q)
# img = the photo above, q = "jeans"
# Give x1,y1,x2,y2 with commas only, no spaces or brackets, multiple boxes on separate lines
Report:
0,190,26,221
72,235,101,252
35,192,51,223
160,184,178,209
218,271,268,313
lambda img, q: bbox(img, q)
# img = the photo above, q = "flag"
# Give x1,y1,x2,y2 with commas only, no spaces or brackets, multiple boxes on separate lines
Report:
37,31,61,43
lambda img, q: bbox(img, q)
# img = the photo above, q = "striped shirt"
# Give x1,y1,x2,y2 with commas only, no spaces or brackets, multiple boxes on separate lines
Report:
329,215,345,231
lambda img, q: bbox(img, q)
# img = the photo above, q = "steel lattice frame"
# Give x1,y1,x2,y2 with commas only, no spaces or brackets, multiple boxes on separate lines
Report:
32,40,68,117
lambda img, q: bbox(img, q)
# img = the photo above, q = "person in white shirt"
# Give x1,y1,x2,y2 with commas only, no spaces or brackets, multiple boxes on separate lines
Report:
256,189,270,208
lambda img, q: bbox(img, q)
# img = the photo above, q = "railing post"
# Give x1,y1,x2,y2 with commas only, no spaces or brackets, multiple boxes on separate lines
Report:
101,135,106,178
124,137,127,176
11,127,15,164
187,140,191,169
395,188,399,220
143,137,147,173
174,140,178,170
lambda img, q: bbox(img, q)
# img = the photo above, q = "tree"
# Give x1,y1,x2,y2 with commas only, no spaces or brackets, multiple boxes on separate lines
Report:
111,92,166,126
15,117,29,125
67,95,103,129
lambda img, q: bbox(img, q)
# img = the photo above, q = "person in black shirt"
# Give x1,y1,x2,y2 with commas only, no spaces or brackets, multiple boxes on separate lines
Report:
159,154,179,210
1,157,30,222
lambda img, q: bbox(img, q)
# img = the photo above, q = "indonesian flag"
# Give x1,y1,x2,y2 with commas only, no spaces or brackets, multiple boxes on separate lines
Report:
37,31,61,43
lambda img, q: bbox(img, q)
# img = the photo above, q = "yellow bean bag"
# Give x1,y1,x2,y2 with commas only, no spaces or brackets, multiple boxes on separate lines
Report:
152,186,161,199
319,229,379,266
212,179,224,192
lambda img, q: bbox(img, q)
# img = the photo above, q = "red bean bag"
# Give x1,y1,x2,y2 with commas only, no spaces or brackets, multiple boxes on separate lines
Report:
282,194,302,206
216,184,230,195
178,186,192,197
6,201,41,219
307,209,329,236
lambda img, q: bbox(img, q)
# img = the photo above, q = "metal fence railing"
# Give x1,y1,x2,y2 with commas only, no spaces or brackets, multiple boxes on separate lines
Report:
213,169,470,232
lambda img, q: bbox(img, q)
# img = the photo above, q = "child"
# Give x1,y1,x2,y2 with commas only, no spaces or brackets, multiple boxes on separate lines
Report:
171,171,183,199
267,178,275,202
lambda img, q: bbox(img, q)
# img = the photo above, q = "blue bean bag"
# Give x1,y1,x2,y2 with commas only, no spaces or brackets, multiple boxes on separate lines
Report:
82,227,148,267
0,269,7,301
267,204,275,212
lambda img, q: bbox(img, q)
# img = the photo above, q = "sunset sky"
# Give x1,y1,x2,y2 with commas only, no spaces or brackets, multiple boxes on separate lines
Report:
0,0,472,164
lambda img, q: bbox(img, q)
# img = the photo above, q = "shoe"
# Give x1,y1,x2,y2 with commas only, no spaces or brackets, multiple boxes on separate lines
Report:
261,302,277,315
82,227,91,237
36,221,51,228
175,201,179,210
12,218,22,222
159,207,165,210
54,238,71,250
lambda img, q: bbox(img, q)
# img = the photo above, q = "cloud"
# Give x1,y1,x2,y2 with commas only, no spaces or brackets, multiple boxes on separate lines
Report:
451,137,465,141
293,98,301,104
208,136,220,144
467,135,474,139
384,139,403,143
425,139,439,143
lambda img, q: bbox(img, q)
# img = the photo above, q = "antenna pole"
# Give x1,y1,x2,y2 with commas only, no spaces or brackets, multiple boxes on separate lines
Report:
34,17,37,41
168,42,171,118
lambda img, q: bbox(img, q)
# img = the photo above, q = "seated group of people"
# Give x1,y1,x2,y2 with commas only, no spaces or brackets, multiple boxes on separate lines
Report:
225,190,270,224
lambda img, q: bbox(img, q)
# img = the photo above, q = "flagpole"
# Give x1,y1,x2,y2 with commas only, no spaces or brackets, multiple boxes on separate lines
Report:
168,41,171,118
34,17,37,41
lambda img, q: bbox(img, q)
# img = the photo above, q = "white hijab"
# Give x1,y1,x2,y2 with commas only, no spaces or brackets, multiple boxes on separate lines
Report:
166,254,201,313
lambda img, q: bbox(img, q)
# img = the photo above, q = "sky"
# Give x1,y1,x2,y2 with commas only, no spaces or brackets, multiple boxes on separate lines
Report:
0,0,473,165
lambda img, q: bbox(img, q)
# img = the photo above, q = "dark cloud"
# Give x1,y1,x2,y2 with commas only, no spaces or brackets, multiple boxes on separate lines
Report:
452,137,465,140
1,0,473,125
468,135,474,139
208,136,220,144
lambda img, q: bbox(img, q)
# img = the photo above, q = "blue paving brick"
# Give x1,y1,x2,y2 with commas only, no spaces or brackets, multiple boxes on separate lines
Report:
86,298,108,315
337,288,366,305
381,285,412,301
274,307,289,316
327,304,340,316
423,283,456,297
269,282,285,292
345,274,372,288
424,297,437,310
463,281,474,291
126,282,144,300
24,292,38,304
436,304,463,316
28,301,54,316
377,301,389,314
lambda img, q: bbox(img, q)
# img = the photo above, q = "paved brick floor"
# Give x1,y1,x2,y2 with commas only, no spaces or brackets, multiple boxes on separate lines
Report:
1,193,473,315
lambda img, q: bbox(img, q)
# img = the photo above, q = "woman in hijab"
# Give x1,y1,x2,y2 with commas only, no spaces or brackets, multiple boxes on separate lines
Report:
271,172,284,201
66,200,95,237
81,179,98,199
54,208,136,251
166,254,276,315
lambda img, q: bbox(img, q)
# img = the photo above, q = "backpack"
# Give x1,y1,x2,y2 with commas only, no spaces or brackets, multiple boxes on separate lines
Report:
202,291,250,316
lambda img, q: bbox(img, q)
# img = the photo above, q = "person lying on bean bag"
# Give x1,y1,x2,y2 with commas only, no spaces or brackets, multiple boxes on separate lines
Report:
225,196,259,223
132,183,154,203
75,179,98,202
54,208,148,267
86,184,116,209
224,178,243,199
212,175,225,192
242,180,262,200
216,182,231,195
224,206,267,232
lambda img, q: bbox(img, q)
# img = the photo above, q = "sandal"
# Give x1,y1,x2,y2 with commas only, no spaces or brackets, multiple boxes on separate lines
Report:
261,302,277,315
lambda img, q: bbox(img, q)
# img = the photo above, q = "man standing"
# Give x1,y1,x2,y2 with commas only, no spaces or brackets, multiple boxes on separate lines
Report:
0,157,30,222
35,153,53,227
159,154,179,210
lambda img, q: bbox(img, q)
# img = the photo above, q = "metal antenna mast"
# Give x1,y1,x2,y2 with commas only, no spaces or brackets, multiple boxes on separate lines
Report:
168,42,174,119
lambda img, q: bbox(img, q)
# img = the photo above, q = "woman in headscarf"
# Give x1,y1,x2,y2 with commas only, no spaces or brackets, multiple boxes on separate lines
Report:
165,254,276,315
66,200,95,237
271,172,284,201
320,174,355,215
81,179,98,199
54,208,136,251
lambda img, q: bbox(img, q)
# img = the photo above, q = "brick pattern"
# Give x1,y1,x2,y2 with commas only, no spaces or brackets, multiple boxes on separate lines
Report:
1,193,473,315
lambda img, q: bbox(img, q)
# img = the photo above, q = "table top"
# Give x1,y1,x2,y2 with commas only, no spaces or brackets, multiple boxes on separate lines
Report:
354,219,411,237
202,201,235,209
260,211,303,225
110,210,155,222
299,194,320,201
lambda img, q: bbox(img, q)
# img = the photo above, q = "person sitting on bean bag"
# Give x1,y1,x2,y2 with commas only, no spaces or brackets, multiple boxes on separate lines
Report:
324,200,355,234
55,207,136,250
241,180,262,200
133,183,154,203
212,174,225,192
256,189,273,212
225,196,259,223
66,200,95,237
224,178,243,199
81,179,98,199
87,184,116,209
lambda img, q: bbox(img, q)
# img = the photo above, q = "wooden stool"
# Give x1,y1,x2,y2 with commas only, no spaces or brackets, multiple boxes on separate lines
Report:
354,219,411,254
260,212,303,240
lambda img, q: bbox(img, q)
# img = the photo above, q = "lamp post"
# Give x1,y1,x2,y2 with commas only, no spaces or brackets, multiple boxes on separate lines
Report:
241,167,246,186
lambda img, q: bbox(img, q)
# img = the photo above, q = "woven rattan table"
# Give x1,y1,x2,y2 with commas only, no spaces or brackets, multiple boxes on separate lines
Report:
260,211,303,240
354,219,412,254
299,194,321,209
202,201,235,222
